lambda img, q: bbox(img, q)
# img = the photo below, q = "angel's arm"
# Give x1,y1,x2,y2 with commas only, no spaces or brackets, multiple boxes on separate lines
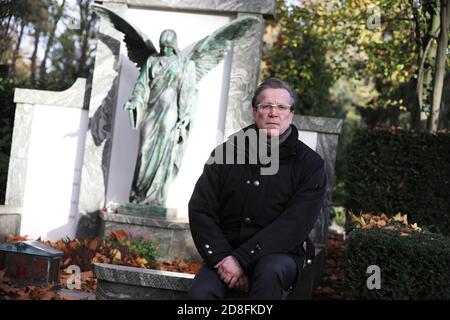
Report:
124,57,152,129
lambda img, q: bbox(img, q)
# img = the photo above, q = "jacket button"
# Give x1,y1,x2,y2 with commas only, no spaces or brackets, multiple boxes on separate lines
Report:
244,217,251,223
253,180,260,186
250,250,255,254
207,250,213,255
246,180,250,184
204,244,210,249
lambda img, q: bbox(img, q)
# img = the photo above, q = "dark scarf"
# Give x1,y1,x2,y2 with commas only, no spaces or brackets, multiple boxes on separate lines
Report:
228,124,298,164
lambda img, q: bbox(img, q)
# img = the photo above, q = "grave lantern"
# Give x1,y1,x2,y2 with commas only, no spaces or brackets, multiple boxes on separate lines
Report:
0,240,63,287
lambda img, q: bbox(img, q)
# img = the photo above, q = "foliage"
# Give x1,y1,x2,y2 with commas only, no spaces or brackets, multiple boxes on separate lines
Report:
104,229,161,264
262,0,338,117
1,0,98,90
344,228,450,299
0,76,24,204
347,212,426,233
345,128,450,235
262,0,450,129
45,230,162,272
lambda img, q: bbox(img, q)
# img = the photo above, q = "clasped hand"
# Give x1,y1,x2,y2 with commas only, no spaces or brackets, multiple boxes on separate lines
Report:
214,256,249,292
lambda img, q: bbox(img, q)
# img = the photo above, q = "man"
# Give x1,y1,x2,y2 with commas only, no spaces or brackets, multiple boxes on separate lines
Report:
188,78,326,299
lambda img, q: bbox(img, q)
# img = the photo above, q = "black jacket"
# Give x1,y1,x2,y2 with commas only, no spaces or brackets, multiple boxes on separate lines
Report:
188,124,326,272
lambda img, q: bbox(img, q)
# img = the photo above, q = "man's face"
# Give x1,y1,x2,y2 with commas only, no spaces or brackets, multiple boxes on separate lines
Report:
252,88,294,136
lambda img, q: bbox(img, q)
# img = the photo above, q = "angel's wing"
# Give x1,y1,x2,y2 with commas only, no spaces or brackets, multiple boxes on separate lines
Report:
91,3,157,70
188,16,260,83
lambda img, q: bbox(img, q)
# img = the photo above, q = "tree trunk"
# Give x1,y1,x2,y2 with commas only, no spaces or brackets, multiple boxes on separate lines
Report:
416,4,440,130
11,19,26,77
30,29,40,86
0,15,14,61
410,0,424,129
428,0,450,131
39,0,66,81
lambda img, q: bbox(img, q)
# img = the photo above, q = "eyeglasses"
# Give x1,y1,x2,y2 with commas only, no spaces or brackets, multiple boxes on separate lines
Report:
255,103,293,113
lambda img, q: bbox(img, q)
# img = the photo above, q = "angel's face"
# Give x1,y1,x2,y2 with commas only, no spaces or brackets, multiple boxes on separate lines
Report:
253,88,294,137
161,46,175,57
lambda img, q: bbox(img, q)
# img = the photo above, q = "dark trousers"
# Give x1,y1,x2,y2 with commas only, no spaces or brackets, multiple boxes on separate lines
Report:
188,253,298,300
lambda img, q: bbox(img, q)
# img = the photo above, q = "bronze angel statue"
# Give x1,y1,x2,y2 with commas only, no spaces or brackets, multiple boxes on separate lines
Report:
92,4,259,206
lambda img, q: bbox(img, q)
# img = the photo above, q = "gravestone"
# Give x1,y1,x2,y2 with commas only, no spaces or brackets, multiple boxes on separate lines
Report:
5,79,88,240
79,0,271,224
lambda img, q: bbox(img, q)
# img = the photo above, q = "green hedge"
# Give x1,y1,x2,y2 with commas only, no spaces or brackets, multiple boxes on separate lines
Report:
344,228,450,299
345,128,450,235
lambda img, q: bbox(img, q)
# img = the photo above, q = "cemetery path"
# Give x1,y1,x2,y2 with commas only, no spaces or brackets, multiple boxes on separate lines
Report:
312,233,346,300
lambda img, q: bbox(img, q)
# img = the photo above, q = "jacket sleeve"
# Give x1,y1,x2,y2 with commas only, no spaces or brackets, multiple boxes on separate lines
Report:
231,154,327,271
188,160,233,267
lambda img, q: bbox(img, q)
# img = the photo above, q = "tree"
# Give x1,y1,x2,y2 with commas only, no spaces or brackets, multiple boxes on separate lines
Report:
262,0,449,130
262,0,338,117
39,0,66,82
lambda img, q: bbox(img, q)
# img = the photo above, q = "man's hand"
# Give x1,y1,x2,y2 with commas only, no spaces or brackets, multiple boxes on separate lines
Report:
214,255,244,289
233,275,250,292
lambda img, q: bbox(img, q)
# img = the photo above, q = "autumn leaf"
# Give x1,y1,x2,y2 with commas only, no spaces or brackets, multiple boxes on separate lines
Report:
80,271,93,282
190,263,202,274
69,239,79,250
29,287,57,300
135,257,148,268
5,234,28,243
111,249,122,262
377,220,386,227
89,239,99,251
402,214,408,226
108,230,128,241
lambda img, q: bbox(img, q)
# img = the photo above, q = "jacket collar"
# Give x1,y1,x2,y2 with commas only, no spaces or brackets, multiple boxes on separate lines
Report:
228,123,298,163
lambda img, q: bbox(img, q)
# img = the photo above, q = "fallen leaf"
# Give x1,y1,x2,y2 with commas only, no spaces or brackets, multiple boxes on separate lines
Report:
108,230,128,241
5,234,28,243
402,214,408,225
88,239,99,251
377,220,386,227
80,271,93,282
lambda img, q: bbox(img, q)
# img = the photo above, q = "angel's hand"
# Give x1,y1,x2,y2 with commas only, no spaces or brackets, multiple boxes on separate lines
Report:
124,101,136,111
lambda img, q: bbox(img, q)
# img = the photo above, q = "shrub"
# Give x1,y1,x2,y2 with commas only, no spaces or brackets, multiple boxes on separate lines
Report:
344,228,450,299
345,128,450,235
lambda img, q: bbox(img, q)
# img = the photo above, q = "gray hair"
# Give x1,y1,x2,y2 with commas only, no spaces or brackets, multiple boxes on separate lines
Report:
251,78,298,111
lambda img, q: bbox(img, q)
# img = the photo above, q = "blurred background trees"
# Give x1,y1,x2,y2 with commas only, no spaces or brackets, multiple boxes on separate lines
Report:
261,0,450,205
0,0,98,203
0,0,97,89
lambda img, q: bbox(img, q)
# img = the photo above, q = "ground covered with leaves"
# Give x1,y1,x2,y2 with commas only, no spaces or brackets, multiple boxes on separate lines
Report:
312,232,346,300
0,230,201,300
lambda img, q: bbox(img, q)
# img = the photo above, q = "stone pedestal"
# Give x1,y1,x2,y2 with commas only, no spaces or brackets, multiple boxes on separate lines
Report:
99,211,200,262
94,263,194,300
116,203,177,220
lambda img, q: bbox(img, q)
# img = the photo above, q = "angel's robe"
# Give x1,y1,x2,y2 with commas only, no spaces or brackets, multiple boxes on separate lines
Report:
125,52,197,206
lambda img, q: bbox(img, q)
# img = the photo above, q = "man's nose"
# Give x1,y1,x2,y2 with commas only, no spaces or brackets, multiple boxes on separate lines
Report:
268,106,279,116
